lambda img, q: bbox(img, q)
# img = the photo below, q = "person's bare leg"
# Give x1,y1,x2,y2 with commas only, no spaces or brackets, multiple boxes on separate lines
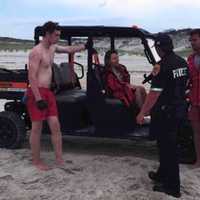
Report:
47,116,64,166
135,85,147,109
191,120,200,167
30,121,50,170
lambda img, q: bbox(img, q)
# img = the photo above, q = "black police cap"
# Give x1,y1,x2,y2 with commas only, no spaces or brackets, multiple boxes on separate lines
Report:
155,33,174,51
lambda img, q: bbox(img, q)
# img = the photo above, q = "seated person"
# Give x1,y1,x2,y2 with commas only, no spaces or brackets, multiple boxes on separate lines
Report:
104,50,147,114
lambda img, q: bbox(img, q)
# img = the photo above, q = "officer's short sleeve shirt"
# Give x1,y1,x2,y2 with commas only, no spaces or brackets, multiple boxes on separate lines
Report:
150,53,189,107
150,66,167,93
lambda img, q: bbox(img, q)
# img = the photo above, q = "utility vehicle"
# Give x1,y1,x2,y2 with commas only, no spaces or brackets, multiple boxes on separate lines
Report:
0,25,195,163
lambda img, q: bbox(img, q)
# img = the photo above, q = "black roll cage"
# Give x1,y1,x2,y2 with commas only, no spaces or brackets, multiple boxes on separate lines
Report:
34,25,157,71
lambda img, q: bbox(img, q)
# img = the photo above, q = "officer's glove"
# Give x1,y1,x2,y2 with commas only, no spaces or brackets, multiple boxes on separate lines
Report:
36,100,48,110
85,38,93,49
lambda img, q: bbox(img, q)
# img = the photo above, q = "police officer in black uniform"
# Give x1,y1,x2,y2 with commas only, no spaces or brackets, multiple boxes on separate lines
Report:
136,33,189,198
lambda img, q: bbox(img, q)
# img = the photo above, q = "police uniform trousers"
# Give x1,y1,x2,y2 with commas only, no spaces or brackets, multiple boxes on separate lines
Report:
151,106,181,192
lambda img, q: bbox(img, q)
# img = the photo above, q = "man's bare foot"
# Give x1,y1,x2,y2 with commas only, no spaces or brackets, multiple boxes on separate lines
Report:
56,158,65,166
32,160,50,171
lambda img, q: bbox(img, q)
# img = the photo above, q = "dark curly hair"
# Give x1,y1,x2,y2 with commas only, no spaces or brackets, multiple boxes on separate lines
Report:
42,21,61,36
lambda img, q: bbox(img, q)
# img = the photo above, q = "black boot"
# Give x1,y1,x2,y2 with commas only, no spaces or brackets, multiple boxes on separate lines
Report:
153,184,181,198
148,171,163,183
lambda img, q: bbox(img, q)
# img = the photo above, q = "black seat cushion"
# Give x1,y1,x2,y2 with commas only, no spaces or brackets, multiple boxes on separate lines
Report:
94,64,106,91
56,88,87,103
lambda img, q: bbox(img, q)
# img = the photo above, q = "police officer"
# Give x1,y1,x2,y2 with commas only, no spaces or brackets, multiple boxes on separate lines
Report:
136,33,189,198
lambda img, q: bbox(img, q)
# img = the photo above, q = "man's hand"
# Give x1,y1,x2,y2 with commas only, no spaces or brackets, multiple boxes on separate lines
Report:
50,82,57,91
36,100,48,110
136,112,145,125
85,38,93,49
152,64,160,76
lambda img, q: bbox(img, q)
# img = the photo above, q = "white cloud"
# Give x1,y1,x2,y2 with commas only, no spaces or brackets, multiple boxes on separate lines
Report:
20,0,106,7
0,0,199,38
21,0,200,9
16,0,200,21
101,0,200,17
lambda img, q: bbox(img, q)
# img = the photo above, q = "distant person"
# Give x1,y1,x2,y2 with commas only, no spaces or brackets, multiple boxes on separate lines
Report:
104,50,147,116
187,29,200,167
27,21,91,170
136,33,189,198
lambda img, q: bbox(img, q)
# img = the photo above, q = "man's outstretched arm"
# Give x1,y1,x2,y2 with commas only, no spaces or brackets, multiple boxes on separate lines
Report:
55,39,93,54
55,44,86,54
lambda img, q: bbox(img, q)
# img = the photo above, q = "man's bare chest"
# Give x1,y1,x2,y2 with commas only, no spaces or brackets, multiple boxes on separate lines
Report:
40,50,54,68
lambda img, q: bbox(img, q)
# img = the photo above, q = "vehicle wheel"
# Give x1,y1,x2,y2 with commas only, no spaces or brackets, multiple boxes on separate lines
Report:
178,120,196,164
0,111,26,149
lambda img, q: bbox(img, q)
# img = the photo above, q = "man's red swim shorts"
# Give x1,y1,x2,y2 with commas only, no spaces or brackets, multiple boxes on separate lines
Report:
26,87,58,121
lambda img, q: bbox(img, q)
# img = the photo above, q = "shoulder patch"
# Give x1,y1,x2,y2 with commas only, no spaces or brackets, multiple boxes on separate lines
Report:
172,67,187,79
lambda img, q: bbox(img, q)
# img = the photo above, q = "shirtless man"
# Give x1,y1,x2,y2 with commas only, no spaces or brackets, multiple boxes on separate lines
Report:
27,21,89,170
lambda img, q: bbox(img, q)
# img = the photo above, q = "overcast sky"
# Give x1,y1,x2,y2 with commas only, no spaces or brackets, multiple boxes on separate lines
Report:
0,0,199,39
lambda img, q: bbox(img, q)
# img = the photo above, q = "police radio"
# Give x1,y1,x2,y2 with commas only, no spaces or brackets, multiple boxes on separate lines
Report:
142,73,153,84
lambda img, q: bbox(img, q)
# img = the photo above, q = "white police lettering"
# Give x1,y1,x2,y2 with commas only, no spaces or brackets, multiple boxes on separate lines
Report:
172,67,187,79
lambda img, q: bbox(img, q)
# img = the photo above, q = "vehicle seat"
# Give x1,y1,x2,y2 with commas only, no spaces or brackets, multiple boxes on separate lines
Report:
93,64,120,101
52,62,86,103
93,64,106,93
92,64,130,105
87,64,138,135
52,62,80,93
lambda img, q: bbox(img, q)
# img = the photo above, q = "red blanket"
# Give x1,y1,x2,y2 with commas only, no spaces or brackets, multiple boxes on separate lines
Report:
104,64,136,107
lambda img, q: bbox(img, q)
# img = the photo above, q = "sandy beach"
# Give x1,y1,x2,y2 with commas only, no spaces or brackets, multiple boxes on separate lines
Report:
0,136,199,200
0,51,199,200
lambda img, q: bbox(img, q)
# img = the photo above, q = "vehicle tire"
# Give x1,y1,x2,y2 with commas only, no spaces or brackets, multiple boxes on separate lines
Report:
0,111,26,149
178,120,196,164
